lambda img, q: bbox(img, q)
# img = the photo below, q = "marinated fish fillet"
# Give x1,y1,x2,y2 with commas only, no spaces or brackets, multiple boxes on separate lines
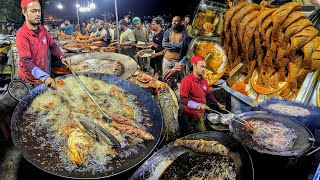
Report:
311,44,320,70
223,2,249,34
271,2,301,41
277,57,290,82
243,8,275,59
237,11,260,45
281,11,305,30
104,109,138,127
222,1,249,51
174,139,229,156
231,3,260,65
260,17,273,44
287,26,319,56
302,37,320,68
280,19,312,49
110,121,154,140
60,122,93,166
111,86,134,118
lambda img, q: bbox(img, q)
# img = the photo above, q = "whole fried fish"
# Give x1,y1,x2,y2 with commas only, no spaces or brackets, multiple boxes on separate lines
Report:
60,122,92,166
174,139,229,156
110,121,154,141
104,110,138,127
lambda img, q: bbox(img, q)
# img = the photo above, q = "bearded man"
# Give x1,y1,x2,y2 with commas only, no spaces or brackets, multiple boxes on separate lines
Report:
162,16,187,85
16,0,69,87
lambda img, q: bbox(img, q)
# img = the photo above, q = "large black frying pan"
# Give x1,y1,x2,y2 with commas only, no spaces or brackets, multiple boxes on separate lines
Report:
130,131,254,180
67,52,138,79
10,73,163,179
229,111,319,157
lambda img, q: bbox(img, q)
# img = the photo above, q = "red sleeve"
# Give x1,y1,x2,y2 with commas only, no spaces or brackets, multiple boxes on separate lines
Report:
16,32,37,72
205,80,218,105
49,43,63,58
208,92,219,105
180,78,191,98
45,28,63,58
16,32,32,58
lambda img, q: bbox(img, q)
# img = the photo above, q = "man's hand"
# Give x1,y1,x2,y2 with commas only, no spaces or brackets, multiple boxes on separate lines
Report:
163,68,179,81
44,77,56,88
151,53,157,59
109,42,119,47
151,42,158,48
61,57,71,67
218,103,226,111
200,104,210,110
174,62,183,71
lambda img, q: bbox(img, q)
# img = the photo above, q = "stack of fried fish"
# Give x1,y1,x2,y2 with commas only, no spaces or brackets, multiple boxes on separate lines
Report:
221,2,320,99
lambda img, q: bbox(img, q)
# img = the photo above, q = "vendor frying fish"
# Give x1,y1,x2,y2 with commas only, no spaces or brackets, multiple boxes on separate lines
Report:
180,55,226,133
16,0,69,88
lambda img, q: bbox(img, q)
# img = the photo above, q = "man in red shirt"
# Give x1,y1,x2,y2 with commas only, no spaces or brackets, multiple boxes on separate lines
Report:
16,0,69,87
180,55,226,133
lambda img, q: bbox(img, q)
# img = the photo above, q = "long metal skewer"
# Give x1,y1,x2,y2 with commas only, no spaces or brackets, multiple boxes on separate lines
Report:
68,66,112,123
222,109,248,124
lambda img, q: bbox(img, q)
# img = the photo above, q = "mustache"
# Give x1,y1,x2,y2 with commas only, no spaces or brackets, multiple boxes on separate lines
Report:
172,24,184,32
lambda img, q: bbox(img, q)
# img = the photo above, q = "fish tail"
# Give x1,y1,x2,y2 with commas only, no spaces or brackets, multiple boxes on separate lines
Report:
174,139,183,146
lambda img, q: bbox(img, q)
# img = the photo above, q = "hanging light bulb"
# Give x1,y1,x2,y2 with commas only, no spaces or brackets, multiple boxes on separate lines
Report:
90,0,96,9
57,2,63,9
90,2,96,9
79,6,86,12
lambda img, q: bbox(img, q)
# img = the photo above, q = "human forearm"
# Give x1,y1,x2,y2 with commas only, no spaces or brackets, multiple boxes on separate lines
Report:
49,43,63,58
208,92,219,105
180,96,201,109
162,41,182,50
121,41,135,46
31,67,50,82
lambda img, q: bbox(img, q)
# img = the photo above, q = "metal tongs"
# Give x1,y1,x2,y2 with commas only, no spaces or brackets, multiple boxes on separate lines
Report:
67,65,113,123
78,115,121,148
51,80,121,148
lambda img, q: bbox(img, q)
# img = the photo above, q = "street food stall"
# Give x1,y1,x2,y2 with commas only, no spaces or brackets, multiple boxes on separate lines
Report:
1,0,320,180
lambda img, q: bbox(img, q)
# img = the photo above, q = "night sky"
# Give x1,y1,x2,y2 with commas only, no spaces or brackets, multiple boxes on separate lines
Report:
43,0,201,22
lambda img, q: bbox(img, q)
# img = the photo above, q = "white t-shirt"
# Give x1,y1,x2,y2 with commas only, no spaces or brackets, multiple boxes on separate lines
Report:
93,28,108,43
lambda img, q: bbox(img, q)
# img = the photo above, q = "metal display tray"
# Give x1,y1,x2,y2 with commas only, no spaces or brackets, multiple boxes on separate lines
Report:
221,63,318,107
308,76,320,107
186,37,220,59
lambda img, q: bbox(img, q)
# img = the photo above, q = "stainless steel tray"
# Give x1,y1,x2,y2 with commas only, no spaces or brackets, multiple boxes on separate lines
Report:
186,37,220,59
308,75,320,107
296,70,319,104
222,63,318,107
185,37,227,86
188,0,227,38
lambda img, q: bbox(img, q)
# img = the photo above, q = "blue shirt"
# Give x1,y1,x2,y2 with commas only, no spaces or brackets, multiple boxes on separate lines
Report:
61,24,73,35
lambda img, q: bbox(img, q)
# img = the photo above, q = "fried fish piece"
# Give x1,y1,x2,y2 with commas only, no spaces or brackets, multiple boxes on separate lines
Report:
302,37,320,68
271,2,301,41
287,26,319,57
237,11,260,45
280,19,312,49
110,86,134,118
110,121,154,140
281,11,305,30
60,122,92,166
104,109,138,127
174,139,229,156
243,8,275,62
